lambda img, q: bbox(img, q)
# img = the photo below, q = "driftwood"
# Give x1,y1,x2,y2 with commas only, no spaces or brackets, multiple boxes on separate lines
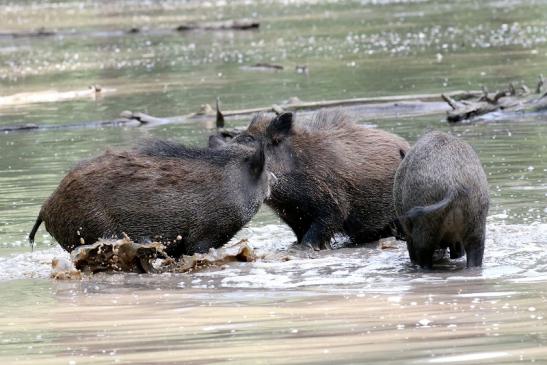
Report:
0,90,477,133
176,19,259,31
0,116,146,133
210,90,480,117
442,77,547,122
0,27,55,38
0,20,260,40
240,63,284,72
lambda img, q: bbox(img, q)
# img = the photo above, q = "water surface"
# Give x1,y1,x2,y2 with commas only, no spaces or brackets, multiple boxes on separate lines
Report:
1,0,547,363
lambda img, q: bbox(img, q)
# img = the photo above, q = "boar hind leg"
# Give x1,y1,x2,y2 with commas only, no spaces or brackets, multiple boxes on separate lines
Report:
465,229,485,268
301,222,333,251
410,230,437,269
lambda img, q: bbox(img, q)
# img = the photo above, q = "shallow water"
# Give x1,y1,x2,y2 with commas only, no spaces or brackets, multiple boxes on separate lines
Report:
1,0,547,363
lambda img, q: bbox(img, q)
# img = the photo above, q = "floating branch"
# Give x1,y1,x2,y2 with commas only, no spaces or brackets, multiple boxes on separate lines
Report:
175,19,259,31
0,90,481,133
216,97,225,129
0,20,260,40
443,76,547,122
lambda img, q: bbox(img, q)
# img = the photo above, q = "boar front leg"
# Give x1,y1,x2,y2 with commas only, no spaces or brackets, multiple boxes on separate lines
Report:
301,221,333,251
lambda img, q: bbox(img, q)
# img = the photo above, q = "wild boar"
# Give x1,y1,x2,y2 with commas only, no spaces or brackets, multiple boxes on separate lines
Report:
29,139,270,258
393,130,489,268
214,109,410,250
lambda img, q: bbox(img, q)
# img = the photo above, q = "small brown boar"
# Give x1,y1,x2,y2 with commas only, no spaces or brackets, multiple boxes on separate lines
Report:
29,139,271,258
213,109,410,250
393,130,489,268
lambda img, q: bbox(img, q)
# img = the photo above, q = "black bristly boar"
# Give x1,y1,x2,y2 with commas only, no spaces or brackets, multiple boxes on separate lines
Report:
28,139,271,258
393,130,489,269
213,109,410,250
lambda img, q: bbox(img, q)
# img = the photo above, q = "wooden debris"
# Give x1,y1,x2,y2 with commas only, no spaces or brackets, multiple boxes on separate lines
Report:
0,90,475,133
537,74,544,94
0,27,55,38
176,19,259,32
0,20,260,39
216,97,225,129
0,124,40,132
240,63,284,72
443,77,547,122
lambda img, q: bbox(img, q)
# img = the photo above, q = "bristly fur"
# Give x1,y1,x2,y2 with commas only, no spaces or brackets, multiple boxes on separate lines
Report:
232,108,411,250
137,139,234,165
393,130,489,268
29,139,270,258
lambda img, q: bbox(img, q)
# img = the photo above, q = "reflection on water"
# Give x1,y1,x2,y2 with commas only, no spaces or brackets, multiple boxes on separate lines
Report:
1,277,547,364
0,0,547,363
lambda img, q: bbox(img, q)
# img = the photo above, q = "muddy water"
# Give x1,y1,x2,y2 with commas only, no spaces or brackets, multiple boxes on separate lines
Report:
1,0,547,364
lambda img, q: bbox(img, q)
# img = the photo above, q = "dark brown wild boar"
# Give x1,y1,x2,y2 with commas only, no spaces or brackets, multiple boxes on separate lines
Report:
212,109,410,250
29,139,271,258
393,130,489,268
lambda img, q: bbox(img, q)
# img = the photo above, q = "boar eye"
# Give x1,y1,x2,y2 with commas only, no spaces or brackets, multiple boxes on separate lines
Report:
235,135,255,144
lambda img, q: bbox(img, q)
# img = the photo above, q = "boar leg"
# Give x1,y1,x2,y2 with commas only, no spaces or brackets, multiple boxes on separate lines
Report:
449,242,465,259
301,222,333,250
411,230,437,269
406,239,417,263
465,230,485,268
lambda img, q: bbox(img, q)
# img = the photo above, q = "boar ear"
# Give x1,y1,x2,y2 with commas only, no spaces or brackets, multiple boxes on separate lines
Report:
208,134,227,149
246,142,265,179
267,112,293,143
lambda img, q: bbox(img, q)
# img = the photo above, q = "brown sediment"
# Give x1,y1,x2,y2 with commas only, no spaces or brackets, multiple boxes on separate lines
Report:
70,235,170,274
53,237,259,278
173,239,257,273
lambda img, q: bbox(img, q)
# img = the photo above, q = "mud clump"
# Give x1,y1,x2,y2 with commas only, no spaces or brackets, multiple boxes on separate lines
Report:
71,235,171,274
51,236,258,279
173,239,256,273
51,257,81,280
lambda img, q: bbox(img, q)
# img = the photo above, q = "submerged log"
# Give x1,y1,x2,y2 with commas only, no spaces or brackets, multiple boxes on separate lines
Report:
0,123,40,132
0,27,55,38
176,19,259,32
240,63,284,72
0,20,260,40
0,90,476,133
443,77,547,122
199,90,481,118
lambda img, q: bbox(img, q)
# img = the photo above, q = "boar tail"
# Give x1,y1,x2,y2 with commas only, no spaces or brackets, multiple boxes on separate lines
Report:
29,215,43,252
404,189,459,221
